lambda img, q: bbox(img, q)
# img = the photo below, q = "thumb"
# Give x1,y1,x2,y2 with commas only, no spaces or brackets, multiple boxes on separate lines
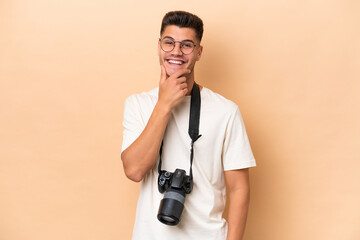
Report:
160,65,167,83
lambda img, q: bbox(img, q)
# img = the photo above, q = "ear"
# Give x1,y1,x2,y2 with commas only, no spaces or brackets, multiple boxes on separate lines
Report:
196,45,203,61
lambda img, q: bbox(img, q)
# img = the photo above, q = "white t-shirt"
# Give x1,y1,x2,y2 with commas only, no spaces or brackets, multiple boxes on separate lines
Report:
121,87,256,240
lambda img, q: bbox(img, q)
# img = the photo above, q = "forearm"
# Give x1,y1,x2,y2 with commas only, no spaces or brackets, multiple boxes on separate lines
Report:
226,188,250,240
121,102,171,182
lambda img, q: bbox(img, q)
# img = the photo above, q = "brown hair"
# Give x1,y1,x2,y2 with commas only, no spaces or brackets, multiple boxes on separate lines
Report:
160,11,204,42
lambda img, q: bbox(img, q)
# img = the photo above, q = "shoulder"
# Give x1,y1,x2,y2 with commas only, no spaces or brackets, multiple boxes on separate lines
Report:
124,87,158,106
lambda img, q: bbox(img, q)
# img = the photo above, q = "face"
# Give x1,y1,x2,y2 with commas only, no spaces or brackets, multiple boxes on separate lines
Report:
158,25,203,77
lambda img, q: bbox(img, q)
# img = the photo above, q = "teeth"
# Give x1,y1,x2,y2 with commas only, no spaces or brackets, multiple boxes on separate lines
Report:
168,60,183,65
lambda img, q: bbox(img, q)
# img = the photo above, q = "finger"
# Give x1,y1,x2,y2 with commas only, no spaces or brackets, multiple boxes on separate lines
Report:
179,82,188,90
160,65,167,83
182,87,188,96
176,76,187,84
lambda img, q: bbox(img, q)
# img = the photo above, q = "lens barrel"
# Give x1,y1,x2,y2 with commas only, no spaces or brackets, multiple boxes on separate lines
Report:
157,188,185,226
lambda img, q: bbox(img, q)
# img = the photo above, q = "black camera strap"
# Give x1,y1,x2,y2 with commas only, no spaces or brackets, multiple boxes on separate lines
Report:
158,82,202,180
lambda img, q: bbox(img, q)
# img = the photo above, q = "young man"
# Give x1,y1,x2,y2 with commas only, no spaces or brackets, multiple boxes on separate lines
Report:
121,11,256,240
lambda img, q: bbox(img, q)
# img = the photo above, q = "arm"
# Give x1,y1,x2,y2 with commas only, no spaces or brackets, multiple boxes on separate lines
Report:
225,168,250,240
121,66,190,182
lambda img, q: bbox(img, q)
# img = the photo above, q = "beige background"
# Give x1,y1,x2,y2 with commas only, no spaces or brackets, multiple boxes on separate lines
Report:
1,0,359,239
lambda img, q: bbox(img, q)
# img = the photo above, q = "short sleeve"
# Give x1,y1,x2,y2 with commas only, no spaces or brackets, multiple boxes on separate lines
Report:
121,95,145,153
222,107,256,170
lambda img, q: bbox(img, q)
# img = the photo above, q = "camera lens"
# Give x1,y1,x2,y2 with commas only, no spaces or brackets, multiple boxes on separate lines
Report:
159,216,175,223
157,189,185,226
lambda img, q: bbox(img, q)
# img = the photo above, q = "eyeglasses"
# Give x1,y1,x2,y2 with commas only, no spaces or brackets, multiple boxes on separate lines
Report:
159,38,197,55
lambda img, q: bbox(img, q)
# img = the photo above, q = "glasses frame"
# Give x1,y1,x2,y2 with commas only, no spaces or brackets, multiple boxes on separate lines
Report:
159,38,198,55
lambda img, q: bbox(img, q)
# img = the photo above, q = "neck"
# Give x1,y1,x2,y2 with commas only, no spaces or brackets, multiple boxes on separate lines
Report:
185,71,195,96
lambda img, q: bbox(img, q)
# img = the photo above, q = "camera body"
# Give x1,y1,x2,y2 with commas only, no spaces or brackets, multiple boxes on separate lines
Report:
157,169,193,225
158,169,193,194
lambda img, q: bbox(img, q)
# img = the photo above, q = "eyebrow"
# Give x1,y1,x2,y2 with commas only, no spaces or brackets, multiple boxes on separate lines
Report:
162,36,195,44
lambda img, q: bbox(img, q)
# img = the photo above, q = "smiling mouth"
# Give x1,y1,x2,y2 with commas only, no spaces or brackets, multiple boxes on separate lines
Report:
167,59,186,65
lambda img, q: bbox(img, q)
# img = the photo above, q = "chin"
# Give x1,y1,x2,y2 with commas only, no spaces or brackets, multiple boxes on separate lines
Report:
166,63,191,74
165,66,185,76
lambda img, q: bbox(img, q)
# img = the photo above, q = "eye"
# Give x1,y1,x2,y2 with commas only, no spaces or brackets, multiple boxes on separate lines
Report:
181,42,194,48
163,40,174,45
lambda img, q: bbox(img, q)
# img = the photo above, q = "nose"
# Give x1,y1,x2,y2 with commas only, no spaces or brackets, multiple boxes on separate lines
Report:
171,42,183,55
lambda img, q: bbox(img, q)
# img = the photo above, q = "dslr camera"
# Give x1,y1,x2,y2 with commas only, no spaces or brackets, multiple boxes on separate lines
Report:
157,169,193,226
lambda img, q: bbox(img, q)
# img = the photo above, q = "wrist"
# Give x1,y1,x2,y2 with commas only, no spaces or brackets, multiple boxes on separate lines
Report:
155,101,172,116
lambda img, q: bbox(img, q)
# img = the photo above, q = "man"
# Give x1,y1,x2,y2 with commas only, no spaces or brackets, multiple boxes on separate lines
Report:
121,11,256,240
